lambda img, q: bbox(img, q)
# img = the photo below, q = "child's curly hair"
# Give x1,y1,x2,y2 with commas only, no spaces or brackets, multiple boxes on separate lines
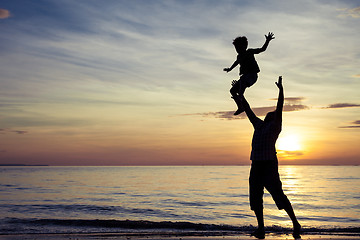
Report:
233,36,248,48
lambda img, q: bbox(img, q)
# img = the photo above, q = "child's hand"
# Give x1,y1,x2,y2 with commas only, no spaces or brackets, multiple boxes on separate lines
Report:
265,32,275,41
223,68,231,72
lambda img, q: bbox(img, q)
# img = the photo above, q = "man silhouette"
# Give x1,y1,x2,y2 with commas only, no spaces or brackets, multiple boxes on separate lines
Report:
234,76,301,239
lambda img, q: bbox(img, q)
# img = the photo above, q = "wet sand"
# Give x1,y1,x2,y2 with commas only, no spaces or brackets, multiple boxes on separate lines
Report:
0,233,359,240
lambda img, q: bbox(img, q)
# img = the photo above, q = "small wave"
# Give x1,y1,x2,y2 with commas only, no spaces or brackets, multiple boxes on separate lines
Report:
3,218,360,235
0,204,164,215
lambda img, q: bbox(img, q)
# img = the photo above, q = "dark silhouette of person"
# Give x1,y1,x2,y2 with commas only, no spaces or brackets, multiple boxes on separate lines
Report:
233,76,301,239
224,32,275,115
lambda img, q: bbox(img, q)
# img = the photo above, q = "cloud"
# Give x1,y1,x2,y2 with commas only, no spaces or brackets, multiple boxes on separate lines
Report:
338,7,360,18
0,129,28,134
284,104,309,112
339,120,360,129
278,150,305,157
0,8,10,19
324,103,360,109
270,97,307,103
182,111,247,120
182,102,310,120
189,97,310,120
286,97,306,103
353,74,360,78
12,130,28,135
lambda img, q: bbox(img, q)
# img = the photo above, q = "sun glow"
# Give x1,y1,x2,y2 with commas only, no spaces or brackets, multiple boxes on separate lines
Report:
277,134,301,151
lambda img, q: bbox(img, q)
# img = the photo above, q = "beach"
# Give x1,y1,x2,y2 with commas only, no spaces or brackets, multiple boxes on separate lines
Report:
0,166,359,239
1,232,360,240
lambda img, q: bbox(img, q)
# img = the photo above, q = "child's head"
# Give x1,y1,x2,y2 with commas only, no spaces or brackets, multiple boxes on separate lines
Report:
233,36,248,52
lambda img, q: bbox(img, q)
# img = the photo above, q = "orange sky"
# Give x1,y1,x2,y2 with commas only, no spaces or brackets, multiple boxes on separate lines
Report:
0,1,359,165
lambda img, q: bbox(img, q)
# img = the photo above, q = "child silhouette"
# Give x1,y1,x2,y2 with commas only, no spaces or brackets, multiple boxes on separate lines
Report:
224,32,275,115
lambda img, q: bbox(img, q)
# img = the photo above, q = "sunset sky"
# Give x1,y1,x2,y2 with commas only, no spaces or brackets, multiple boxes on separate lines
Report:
1,0,359,166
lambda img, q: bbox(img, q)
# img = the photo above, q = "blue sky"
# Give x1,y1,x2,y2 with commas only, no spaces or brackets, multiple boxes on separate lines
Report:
0,0,359,165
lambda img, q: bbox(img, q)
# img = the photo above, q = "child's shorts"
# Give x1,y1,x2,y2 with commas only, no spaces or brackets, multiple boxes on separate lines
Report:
240,73,258,88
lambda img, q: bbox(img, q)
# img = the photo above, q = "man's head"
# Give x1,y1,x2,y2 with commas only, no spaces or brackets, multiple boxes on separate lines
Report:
264,111,276,123
233,36,248,53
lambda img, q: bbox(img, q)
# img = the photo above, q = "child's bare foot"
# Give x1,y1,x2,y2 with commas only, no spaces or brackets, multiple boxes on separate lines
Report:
230,96,244,115
293,223,301,239
251,228,265,239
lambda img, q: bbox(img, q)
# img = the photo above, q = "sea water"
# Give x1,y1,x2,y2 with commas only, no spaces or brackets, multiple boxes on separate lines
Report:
0,165,359,234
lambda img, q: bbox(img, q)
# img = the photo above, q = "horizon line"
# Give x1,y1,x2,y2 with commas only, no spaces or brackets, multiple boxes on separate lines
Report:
1,164,359,167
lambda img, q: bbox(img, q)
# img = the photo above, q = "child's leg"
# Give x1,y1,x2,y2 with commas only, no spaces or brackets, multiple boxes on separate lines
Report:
230,79,246,115
230,80,243,115
231,95,243,115
230,80,241,96
238,82,246,95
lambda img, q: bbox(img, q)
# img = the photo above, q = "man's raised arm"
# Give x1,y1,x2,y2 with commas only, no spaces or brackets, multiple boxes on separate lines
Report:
275,76,284,119
238,94,259,127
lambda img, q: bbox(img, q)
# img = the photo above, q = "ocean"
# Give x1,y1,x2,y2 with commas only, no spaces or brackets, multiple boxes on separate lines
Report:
0,165,359,236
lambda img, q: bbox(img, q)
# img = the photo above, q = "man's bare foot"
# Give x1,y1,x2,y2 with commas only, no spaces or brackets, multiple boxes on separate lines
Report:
293,223,301,239
251,228,265,239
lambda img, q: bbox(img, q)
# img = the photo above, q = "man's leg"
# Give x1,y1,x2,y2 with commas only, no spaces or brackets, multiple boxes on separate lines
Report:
252,208,265,239
249,163,266,239
265,163,301,238
284,204,301,239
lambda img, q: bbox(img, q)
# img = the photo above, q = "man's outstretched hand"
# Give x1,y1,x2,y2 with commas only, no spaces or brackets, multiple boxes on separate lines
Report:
275,76,283,90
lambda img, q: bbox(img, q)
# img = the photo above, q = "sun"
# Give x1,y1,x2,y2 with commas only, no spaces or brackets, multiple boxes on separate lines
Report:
277,134,301,151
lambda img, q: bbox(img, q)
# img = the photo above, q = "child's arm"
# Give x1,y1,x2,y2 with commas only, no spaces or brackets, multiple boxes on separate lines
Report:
251,32,275,54
223,60,239,72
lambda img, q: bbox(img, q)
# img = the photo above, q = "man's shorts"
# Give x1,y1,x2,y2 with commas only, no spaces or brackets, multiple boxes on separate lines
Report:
249,160,291,211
